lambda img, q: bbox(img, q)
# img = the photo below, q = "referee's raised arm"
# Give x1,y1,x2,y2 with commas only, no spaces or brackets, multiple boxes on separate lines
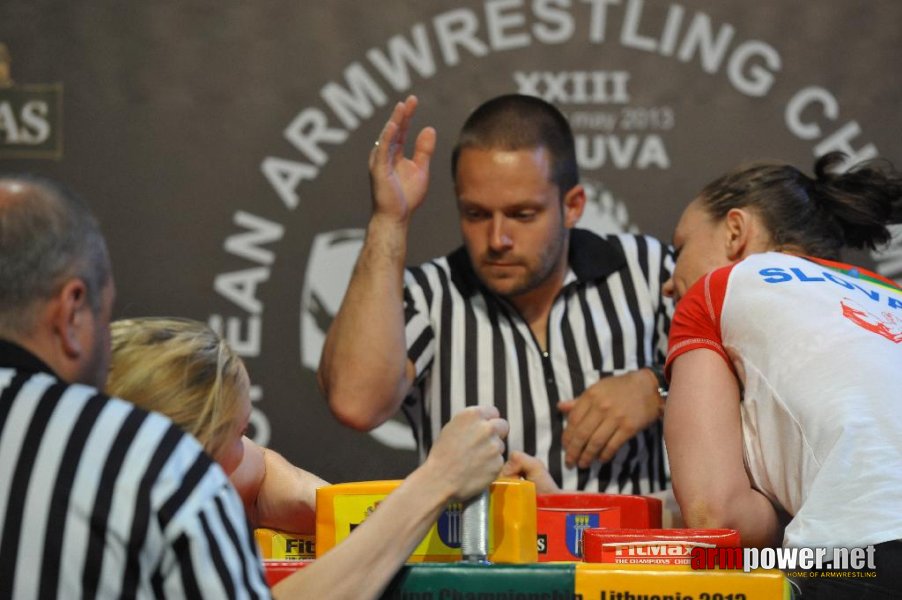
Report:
318,95,435,431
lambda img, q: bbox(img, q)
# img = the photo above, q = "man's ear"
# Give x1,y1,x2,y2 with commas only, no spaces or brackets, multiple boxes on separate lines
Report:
562,184,586,228
723,208,753,261
50,278,90,359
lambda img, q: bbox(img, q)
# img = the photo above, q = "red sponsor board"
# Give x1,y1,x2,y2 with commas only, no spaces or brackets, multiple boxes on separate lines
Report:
583,529,741,566
537,493,662,529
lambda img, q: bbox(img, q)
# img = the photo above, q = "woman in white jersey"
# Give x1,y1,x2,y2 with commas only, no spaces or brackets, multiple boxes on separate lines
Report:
663,152,902,599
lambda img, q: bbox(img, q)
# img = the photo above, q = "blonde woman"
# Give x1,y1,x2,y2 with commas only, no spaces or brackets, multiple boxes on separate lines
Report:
107,317,509,599
108,317,327,533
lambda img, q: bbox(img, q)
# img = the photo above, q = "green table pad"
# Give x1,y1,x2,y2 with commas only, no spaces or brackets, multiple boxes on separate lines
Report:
381,562,577,599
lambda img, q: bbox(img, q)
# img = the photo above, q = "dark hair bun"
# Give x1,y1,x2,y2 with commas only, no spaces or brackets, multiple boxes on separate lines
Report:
809,151,902,250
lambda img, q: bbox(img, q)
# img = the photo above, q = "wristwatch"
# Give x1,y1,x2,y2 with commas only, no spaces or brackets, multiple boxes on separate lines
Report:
647,364,669,400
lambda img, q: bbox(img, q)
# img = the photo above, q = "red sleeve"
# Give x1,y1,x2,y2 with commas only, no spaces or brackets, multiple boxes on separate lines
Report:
664,263,735,379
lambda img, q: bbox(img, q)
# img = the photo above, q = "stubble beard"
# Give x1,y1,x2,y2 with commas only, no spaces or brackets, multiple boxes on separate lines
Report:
477,229,568,301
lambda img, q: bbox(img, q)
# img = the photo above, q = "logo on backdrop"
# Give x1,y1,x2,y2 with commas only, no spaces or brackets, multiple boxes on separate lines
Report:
298,228,427,450
515,69,672,173
207,2,901,451
0,43,63,160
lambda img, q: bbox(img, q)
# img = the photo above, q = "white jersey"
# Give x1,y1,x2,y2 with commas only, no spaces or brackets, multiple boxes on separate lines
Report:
667,252,902,548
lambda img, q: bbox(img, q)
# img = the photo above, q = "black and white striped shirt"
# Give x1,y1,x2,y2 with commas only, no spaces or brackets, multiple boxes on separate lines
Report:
402,229,673,493
0,340,271,599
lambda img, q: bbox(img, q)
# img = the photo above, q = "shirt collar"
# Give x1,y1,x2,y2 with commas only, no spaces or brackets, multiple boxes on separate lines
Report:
0,338,61,378
447,228,627,297
567,228,627,282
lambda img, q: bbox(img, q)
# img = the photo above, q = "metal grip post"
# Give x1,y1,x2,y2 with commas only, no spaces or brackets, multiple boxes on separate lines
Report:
460,490,490,563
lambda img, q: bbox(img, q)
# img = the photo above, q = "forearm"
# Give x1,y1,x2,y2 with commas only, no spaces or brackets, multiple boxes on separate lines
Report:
254,448,328,534
272,464,450,600
274,406,508,599
318,216,413,430
665,351,783,549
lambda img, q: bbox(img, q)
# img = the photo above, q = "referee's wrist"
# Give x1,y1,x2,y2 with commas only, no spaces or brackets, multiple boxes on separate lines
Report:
646,365,669,401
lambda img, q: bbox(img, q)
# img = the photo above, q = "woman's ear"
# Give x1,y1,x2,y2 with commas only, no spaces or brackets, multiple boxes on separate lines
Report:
724,208,752,261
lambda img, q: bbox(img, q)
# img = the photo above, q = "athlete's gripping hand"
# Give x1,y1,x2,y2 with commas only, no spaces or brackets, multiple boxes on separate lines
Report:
501,451,560,494
368,95,437,224
422,406,510,502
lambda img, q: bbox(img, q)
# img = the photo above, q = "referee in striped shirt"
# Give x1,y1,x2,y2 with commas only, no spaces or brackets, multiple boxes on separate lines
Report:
320,94,673,494
0,176,273,598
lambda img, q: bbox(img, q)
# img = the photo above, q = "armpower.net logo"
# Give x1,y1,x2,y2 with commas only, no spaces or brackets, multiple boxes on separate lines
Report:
691,545,878,578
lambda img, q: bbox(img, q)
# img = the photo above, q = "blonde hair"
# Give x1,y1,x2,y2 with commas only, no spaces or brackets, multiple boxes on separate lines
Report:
107,317,247,459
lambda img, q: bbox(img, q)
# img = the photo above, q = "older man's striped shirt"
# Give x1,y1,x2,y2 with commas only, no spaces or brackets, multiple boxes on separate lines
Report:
402,230,673,493
0,341,271,599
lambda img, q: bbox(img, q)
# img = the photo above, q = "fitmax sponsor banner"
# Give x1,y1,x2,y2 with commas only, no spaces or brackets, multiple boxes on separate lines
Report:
1,1,900,481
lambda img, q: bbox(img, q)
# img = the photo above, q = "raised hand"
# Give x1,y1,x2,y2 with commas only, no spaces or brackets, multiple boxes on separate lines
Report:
368,95,437,224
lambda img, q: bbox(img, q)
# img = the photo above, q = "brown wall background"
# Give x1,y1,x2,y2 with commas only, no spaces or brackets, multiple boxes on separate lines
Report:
2,0,900,482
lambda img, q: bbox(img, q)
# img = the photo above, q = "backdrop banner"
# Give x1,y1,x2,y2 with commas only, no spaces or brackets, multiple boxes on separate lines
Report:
2,0,900,481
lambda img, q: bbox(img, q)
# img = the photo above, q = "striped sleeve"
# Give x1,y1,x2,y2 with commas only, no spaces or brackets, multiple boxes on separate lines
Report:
152,433,270,599
404,265,437,379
